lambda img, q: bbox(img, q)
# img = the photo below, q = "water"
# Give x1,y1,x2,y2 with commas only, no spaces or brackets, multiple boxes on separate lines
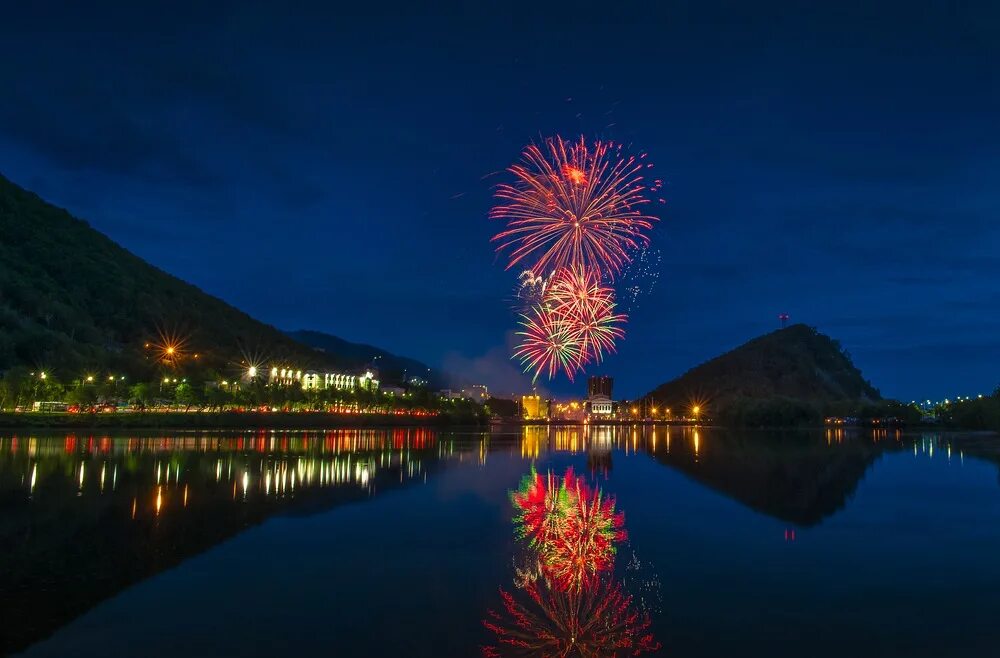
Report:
2,426,1000,657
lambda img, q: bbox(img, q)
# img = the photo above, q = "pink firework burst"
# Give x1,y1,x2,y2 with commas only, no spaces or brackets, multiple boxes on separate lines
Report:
491,136,660,278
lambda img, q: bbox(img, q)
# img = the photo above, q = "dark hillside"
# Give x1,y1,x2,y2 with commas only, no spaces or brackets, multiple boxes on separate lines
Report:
0,174,424,382
645,324,882,424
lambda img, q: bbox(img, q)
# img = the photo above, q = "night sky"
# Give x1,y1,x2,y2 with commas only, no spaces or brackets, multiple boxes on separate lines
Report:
1,2,997,400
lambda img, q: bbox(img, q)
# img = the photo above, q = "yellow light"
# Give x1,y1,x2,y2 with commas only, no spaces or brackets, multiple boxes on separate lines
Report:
165,346,175,355
693,405,701,415
85,375,94,382
39,372,47,380
247,366,257,378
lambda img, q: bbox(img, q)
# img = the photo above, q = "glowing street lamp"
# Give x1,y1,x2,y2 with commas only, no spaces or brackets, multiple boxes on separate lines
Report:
692,405,701,421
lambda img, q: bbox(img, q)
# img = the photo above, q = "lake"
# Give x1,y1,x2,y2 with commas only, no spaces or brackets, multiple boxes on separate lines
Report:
2,426,1000,657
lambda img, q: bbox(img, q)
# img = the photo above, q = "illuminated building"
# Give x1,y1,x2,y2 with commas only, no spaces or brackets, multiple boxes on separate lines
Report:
587,375,613,415
271,367,379,392
522,394,546,420
551,400,586,421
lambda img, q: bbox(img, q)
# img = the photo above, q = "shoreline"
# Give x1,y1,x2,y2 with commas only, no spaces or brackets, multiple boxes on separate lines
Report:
0,411,484,430
1,412,993,434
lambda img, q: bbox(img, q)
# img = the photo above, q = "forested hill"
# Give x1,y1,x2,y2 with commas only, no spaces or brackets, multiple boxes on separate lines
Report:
0,174,421,381
645,324,881,422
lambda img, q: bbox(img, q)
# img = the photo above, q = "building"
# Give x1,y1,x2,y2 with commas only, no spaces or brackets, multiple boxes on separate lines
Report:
587,376,613,399
588,395,613,415
551,399,587,421
587,375,614,416
271,366,379,392
522,394,546,420
464,384,488,404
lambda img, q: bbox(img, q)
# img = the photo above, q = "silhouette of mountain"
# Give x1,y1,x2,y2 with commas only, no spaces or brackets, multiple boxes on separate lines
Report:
645,324,881,425
0,175,432,383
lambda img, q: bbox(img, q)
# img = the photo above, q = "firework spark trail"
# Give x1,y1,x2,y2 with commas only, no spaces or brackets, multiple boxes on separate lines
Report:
491,136,661,279
484,468,661,656
546,267,626,365
513,305,584,382
492,134,663,382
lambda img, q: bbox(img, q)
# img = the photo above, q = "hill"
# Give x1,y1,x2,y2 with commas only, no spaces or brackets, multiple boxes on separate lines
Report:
644,324,884,425
286,330,445,389
0,174,423,383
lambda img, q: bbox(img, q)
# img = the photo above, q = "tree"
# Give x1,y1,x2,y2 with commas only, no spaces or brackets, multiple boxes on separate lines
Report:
129,382,154,410
174,382,202,411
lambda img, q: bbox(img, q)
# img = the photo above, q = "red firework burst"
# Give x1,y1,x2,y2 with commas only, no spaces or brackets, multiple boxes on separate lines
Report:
491,136,660,278
514,304,584,382
482,575,660,657
512,468,626,592
546,267,627,365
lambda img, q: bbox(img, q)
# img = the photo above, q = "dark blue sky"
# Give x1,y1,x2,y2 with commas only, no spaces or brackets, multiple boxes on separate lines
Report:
1,2,997,400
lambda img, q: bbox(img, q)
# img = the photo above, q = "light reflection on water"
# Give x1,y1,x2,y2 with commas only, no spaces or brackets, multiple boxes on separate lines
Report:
1,426,999,657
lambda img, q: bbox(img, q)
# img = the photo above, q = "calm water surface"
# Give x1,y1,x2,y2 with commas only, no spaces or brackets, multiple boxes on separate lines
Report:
2,426,1000,657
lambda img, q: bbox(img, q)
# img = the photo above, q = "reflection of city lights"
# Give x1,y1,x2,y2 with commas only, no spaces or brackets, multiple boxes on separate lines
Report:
155,486,163,515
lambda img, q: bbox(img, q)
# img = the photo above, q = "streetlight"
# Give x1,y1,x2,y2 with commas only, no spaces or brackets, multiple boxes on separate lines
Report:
692,405,701,422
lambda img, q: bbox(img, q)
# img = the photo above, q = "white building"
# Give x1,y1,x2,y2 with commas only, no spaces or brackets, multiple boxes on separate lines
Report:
271,367,379,392
588,395,613,415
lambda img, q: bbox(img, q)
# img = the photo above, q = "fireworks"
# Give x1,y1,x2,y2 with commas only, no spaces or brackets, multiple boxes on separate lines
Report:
491,136,660,277
546,267,626,365
513,304,584,382
491,135,662,382
484,468,660,656
512,468,624,592
511,268,626,382
514,269,549,310
483,577,660,658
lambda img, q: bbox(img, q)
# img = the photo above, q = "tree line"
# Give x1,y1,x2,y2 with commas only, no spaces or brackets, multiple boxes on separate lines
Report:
0,366,484,418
